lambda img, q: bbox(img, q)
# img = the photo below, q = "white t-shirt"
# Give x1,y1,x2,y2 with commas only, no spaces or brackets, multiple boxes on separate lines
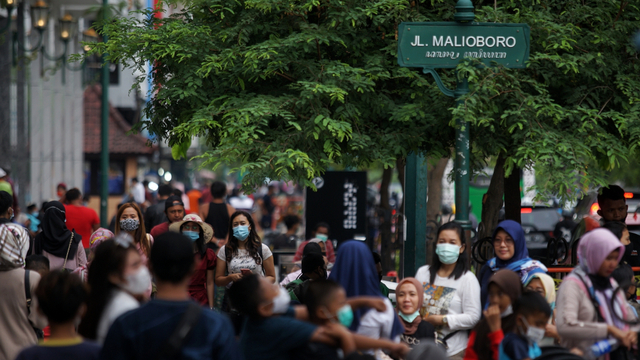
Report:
97,289,139,344
356,297,401,359
218,244,273,278
414,265,481,356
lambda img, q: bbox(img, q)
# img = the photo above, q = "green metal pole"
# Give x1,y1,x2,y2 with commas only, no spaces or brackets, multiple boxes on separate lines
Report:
100,1,110,227
453,0,474,231
403,152,428,277
454,77,471,230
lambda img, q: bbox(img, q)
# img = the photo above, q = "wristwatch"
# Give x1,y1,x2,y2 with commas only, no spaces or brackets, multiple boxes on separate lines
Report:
442,316,448,326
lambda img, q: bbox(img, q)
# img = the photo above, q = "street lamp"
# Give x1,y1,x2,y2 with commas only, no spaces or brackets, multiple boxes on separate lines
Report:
0,0,15,33
82,27,98,52
58,13,74,41
30,0,48,31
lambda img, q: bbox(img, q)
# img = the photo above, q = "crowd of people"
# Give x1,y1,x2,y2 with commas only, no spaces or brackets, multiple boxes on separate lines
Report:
0,183,640,360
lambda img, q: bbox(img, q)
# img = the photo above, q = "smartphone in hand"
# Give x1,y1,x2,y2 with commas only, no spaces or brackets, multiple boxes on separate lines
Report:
241,269,251,276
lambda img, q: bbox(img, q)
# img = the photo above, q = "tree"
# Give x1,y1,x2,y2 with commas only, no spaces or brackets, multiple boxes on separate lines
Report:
81,0,640,226
80,0,456,192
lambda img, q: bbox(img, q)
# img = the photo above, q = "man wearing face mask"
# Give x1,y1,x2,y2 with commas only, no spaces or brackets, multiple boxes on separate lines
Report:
100,232,242,360
150,196,185,239
498,291,551,360
294,222,336,263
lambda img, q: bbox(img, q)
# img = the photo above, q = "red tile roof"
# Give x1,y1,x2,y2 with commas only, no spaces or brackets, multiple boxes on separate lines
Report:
84,85,155,155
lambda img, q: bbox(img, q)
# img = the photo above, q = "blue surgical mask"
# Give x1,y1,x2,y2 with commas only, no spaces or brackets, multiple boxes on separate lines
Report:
183,230,200,242
435,243,461,264
233,225,250,241
316,234,328,242
399,310,421,323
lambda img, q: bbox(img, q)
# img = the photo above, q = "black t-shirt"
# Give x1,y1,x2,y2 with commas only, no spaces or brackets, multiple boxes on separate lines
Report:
400,321,436,348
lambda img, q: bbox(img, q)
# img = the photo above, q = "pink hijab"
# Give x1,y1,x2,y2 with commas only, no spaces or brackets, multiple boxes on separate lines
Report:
578,228,625,274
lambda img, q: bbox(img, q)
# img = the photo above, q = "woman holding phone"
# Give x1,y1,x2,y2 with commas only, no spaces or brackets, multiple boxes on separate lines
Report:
214,210,276,287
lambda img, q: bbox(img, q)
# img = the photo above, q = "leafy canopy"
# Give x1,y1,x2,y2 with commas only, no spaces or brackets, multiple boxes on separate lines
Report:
81,0,640,200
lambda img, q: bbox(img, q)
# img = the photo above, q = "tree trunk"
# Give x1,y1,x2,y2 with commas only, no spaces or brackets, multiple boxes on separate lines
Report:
504,165,522,224
479,154,506,240
426,157,449,265
379,166,394,273
427,157,449,223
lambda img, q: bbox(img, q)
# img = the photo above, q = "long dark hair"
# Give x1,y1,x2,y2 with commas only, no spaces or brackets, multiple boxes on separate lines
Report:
429,222,470,285
181,223,206,257
78,239,136,340
115,202,150,258
225,210,262,264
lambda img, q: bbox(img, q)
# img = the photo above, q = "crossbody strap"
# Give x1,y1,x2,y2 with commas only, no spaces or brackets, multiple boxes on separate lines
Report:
62,233,74,269
157,303,203,359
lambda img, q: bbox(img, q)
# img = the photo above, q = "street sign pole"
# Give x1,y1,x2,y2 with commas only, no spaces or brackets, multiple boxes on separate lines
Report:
398,0,530,235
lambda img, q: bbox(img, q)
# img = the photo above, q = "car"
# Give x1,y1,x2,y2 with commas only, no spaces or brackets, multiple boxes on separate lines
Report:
520,206,563,262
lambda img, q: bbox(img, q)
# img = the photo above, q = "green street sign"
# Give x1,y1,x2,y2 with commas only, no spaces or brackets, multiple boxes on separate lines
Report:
397,22,530,69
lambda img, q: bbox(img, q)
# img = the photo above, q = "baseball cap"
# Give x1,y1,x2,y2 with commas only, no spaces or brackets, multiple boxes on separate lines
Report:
164,195,184,212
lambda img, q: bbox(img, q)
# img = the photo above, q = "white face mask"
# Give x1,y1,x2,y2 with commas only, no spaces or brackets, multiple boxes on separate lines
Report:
520,316,545,344
271,286,291,315
122,266,151,295
501,304,513,318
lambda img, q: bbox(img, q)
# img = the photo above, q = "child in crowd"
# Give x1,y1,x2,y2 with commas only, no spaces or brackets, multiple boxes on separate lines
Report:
228,275,409,360
303,280,411,360
464,270,522,360
228,274,354,360
25,255,50,276
499,291,551,360
72,228,114,282
611,264,640,315
15,270,100,360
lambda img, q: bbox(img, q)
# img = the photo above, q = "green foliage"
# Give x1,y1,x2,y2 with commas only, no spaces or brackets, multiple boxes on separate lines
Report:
81,0,640,199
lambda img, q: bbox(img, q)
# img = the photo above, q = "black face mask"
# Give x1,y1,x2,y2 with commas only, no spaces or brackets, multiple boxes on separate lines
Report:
625,242,634,256
378,273,383,282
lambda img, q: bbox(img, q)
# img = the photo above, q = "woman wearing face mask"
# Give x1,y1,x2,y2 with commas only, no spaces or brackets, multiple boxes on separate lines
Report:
114,202,153,265
396,277,436,348
524,273,559,346
215,210,276,288
464,269,522,360
32,201,87,271
169,214,216,308
415,222,481,360
329,240,405,359
479,220,547,309
556,228,638,357
78,234,151,344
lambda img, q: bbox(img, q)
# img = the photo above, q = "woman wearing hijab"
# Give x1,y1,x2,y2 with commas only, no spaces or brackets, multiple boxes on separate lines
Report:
465,270,522,360
556,228,638,357
525,273,559,345
329,240,404,359
479,220,546,308
396,277,436,347
32,201,86,271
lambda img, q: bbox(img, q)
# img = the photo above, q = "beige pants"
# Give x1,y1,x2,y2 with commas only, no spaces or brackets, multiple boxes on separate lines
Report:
449,349,466,360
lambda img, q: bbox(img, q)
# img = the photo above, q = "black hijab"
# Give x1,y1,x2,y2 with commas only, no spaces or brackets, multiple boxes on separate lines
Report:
34,201,81,259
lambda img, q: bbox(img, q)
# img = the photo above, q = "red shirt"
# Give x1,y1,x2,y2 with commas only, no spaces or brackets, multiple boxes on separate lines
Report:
189,248,217,305
463,329,504,360
150,222,170,238
64,205,99,248
294,239,335,263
